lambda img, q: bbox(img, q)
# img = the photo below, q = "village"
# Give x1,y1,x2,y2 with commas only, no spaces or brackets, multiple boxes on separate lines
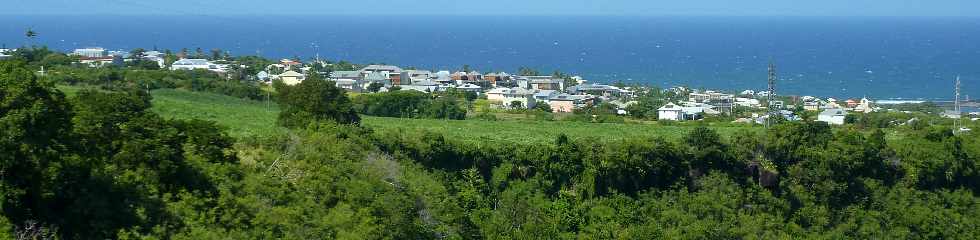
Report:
5,46,977,129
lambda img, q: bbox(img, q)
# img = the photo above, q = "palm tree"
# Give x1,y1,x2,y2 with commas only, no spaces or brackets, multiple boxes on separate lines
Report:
25,28,37,46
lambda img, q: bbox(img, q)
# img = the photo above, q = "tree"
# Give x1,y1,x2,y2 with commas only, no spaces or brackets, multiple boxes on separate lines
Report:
425,96,467,120
533,101,552,113
367,82,383,93
510,100,525,110
194,47,205,59
25,28,37,46
276,73,360,127
129,48,146,59
210,49,222,60
518,66,539,76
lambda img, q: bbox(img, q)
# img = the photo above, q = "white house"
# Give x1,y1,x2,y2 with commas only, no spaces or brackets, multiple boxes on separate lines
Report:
72,47,107,58
278,71,305,85
817,109,847,125
487,87,536,109
171,59,213,71
658,102,684,121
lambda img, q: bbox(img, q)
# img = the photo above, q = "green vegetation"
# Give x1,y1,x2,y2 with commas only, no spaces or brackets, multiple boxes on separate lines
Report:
363,116,760,145
353,90,467,120
6,48,980,239
150,88,282,138
274,73,359,127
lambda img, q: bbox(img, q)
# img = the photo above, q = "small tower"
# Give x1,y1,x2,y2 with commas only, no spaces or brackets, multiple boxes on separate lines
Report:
766,61,778,128
954,75,961,130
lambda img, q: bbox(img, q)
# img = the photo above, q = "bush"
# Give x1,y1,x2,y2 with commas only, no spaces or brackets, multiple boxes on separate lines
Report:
276,75,359,127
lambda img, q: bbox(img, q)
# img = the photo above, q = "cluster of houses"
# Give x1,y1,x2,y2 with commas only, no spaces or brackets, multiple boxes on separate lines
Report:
257,61,635,113
68,47,171,69
657,87,880,125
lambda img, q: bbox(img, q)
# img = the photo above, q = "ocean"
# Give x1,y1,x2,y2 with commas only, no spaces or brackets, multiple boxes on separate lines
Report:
1,15,978,99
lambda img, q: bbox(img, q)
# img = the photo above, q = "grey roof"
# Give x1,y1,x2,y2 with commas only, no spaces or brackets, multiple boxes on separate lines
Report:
534,90,558,98
360,65,403,72
550,94,591,101
330,71,361,79
173,59,210,65
412,79,439,86
364,72,388,81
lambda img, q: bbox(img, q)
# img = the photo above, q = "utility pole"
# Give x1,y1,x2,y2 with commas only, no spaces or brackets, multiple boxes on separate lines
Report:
766,61,778,128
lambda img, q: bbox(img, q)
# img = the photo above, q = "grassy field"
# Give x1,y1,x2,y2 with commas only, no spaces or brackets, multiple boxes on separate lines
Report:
150,89,284,138
56,86,763,142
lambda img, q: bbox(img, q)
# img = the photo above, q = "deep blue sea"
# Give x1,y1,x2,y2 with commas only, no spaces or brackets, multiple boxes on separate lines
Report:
2,15,978,99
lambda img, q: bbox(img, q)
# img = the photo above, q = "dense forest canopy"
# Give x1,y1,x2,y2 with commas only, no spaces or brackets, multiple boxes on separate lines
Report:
2,49,980,239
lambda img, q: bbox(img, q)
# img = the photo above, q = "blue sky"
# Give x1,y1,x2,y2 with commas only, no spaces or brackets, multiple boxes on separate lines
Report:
4,0,979,16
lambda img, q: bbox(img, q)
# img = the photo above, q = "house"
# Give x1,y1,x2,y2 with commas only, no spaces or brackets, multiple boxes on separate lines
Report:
658,102,685,121
456,83,483,93
522,76,565,91
279,59,302,70
817,109,847,125
434,71,453,84
360,65,403,85
256,71,270,81
334,79,362,91
735,98,761,108
72,47,107,58
171,59,217,71
533,90,559,103
329,70,363,91
484,72,512,86
78,56,121,67
803,101,821,111
845,99,859,108
548,94,595,113
363,71,391,87
486,87,536,109
400,79,443,93
688,91,734,103
853,98,874,113
278,71,305,85
566,84,632,98
0,48,12,60
400,70,433,85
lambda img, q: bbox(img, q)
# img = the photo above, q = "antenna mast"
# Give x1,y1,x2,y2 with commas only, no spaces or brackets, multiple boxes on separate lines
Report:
766,61,778,128
954,75,961,130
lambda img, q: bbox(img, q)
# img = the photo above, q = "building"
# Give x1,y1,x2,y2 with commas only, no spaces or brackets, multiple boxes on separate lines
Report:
658,102,685,121
533,90,559,103
486,87,536,109
171,59,221,71
256,71,270,81
72,47,107,58
566,84,632,98
803,101,821,111
689,91,735,103
817,109,847,125
329,70,362,91
548,94,595,113
456,83,483,93
434,71,453,84
278,70,305,85
360,65,403,85
522,76,565,91
400,70,433,85
0,48,15,60
853,98,874,113
484,72,512,86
